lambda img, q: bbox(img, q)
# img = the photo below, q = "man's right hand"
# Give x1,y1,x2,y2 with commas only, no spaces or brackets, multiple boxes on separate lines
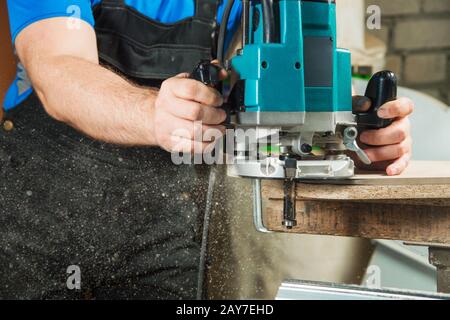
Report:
14,17,226,148
153,73,226,153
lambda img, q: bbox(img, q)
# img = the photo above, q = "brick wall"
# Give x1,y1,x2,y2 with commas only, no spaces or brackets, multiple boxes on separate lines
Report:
366,0,450,105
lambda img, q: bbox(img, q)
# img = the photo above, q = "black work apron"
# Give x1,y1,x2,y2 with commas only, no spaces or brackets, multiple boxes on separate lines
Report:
0,0,220,300
94,0,220,86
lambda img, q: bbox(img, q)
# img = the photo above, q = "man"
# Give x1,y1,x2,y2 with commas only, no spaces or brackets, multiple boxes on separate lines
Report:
1,0,413,299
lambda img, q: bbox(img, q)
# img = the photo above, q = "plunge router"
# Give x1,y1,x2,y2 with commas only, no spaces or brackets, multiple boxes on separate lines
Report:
191,0,397,231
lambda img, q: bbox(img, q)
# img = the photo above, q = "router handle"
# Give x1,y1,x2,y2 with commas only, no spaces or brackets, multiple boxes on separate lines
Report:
356,70,398,129
190,60,221,87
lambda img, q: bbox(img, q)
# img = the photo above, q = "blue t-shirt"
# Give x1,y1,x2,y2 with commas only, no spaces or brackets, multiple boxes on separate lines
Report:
4,0,242,110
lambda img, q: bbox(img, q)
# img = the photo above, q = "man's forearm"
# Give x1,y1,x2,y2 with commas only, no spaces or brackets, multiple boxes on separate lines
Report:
30,55,158,146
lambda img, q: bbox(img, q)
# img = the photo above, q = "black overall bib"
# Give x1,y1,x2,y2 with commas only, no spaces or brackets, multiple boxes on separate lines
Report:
0,0,220,300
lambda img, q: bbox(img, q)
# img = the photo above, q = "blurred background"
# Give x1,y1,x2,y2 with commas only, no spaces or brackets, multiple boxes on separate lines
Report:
338,0,450,105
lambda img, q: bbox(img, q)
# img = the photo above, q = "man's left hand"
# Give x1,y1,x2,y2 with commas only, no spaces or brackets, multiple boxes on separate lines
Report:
352,96,414,176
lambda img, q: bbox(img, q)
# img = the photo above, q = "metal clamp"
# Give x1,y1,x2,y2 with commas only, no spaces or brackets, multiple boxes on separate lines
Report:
252,179,272,233
343,127,371,165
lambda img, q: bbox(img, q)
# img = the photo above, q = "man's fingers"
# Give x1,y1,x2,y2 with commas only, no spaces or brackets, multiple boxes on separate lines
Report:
352,96,414,175
354,156,410,175
377,97,414,119
364,138,412,162
386,153,411,176
360,117,410,146
352,96,414,118
175,72,190,79
162,97,226,124
211,59,228,80
177,63,227,81
167,78,223,107
352,95,372,113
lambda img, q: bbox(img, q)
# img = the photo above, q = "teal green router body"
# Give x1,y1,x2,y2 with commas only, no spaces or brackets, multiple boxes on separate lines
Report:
231,0,352,115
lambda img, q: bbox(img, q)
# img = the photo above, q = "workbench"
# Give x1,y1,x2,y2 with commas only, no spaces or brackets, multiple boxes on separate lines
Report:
260,161,450,294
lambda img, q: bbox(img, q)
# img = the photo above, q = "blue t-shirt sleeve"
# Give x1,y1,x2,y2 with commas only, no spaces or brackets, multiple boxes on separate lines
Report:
6,0,95,44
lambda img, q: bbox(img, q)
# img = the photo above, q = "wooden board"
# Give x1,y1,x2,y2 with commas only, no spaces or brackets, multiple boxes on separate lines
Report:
304,161,450,185
263,161,450,202
263,182,450,202
262,161,450,244
263,201,450,244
